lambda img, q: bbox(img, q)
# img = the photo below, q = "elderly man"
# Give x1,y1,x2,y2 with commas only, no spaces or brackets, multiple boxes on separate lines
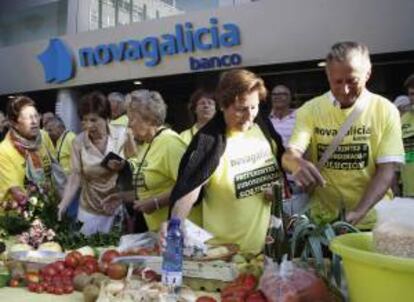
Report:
401,74,414,197
282,41,404,228
108,92,128,126
269,85,307,215
44,116,76,175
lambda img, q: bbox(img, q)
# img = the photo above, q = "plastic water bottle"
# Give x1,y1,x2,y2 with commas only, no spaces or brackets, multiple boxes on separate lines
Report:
162,218,183,299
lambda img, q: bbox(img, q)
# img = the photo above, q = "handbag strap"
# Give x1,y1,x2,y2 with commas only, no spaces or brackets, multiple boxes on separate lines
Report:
316,93,369,170
56,130,69,163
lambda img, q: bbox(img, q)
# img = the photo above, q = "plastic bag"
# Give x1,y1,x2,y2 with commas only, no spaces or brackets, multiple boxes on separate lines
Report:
373,197,414,258
259,258,331,302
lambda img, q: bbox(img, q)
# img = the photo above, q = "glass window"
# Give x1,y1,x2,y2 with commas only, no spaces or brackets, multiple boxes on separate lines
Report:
101,0,116,28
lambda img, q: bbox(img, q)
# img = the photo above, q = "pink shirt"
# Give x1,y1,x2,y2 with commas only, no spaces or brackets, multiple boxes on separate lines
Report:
269,110,297,148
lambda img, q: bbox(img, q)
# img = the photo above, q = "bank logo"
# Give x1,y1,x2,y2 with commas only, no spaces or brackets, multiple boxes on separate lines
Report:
37,38,75,83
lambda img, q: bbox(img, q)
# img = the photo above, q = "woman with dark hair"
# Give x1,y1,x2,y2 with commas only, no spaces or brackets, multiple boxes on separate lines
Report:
180,89,216,145
57,91,135,235
0,96,55,204
165,69,287,254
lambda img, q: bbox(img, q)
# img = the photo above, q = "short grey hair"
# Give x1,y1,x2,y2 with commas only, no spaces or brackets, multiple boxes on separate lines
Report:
326,41,371,72
128,90,167,126
108,92,125,103
48,116,66,129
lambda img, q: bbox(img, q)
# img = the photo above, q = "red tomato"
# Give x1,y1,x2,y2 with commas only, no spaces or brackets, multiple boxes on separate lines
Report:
74,266,87,276
84,259,98,274
53,261,66,272
106,263,127,280
101,249,120,263
67,251,83,262
44,266,58,277
25,272,40,284
46,285,55,294
246,291,267,302
63,284,74,294
54,286,64,295
65,255,79,269
80,255,97,265
98,261,109,274
27,283,38,292
36,284,45,294
61,276,73,286
61,268,74,278
52,275,62,286
9,279,20,287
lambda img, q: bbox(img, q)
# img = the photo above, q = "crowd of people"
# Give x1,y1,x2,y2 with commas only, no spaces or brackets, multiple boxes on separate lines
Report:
0,41,412,253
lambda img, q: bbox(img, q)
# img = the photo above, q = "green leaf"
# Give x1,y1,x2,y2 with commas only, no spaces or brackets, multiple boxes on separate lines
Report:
308,235,325,274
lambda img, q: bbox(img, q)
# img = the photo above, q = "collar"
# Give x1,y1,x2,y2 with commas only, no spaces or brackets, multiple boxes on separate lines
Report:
269,109,295,120
328,89,370,108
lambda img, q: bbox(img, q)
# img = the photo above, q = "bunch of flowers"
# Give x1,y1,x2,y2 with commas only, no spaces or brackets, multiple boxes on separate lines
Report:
17,219,56,249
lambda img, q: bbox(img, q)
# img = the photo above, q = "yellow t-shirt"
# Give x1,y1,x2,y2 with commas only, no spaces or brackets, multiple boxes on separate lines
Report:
203,124,281,254
180,125,198,145
129,128,202,231
289,91,404,228
401,111,414,197
0,130,54,203
111,114,129,127
55,131,76,175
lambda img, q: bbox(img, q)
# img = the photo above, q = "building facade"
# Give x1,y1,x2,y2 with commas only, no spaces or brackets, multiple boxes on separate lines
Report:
0,0,413,131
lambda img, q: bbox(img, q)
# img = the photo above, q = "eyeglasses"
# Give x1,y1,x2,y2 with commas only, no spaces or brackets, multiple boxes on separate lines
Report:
271,92,289,97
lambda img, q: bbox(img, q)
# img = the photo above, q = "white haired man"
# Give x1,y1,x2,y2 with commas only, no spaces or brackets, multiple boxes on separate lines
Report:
282,41,404,228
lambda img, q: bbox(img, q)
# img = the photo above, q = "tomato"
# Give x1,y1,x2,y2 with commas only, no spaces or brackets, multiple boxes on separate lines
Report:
27,283,38,292
63,284,74,294
74,266,88,276
196,296,217,302
84,259,98,274
25,272,40,284
52,275,63,286
61,276,73,286
53,261,66,272
235,273,257,290
43,265,58,277
61,268,74,278
142,269,159,282
98,261,109,274
42,275,52,284
101,249,120,263
106,263,127,280
36,284,45,294
54,286,64,295
9,279,20,287
67,251,83,262
80,255,97,265
46,285,55,294
65,255,79,269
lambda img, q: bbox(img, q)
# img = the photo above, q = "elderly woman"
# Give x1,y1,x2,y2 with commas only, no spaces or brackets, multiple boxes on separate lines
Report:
105,90,202,231
0,96,55,204
57,91,135,235
180,89,216,145
167,69,286,254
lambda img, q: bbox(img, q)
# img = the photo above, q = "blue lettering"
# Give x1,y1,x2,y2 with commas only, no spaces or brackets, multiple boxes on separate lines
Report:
94,45,112,65
209,18,220,48
141,37,160,67
184,22,194,52
175,24,187,53
125,40,142,60
230,53,242,65
194,28,211,50
109,42,127,61
220,23,241,47
79,47,96,67
221,55,231,67
160,34,178,55
189,57,200,70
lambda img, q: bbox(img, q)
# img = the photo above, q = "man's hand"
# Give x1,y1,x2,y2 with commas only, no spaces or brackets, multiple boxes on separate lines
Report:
291,158,326,191
346,210,366,225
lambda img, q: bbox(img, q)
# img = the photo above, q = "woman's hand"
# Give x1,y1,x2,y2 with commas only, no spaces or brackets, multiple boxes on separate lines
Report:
106,159,126,172
263,187,273,202
133,198,158,215
103,193,123,213
57,202,68,221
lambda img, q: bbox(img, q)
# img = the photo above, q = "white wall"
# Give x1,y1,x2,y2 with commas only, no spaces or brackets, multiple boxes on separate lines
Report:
0,0,413,95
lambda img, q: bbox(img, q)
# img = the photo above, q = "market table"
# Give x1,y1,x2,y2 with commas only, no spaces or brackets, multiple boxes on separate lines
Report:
0,287,221,301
